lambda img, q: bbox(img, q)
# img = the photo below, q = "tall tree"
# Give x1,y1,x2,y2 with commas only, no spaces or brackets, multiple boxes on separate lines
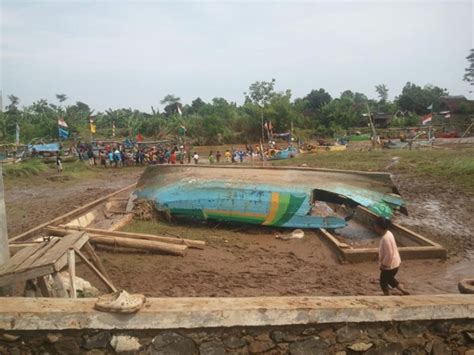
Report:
375,84,389,103
56,94,68,103
303,89,332,112
244,79,276,107
160,94,181,116
463,49,474,86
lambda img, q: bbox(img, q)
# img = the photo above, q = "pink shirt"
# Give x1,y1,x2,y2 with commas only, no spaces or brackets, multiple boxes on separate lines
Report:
378,230,401,270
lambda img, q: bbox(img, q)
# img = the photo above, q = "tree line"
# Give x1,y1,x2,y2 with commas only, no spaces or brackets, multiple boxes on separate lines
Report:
0,80,468,145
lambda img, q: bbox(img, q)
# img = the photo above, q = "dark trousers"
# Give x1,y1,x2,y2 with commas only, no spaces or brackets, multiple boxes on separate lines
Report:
380,267,399,292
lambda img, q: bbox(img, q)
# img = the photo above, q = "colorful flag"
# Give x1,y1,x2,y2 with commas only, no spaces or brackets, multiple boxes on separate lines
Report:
427,104,433,110
422,113,433,125
15,122,20,145
58,117,68,128
136,133,144,142
89,117,96,134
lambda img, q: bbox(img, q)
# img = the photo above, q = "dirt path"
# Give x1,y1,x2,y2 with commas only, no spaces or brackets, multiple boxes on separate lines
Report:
4,167,144,238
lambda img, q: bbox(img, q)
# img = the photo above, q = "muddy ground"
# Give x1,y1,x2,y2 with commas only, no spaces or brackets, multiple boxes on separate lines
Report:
4,150,474,297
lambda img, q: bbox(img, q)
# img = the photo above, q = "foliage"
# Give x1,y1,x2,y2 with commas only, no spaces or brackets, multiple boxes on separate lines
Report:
2,159,48,178
463,49,474,85
1,79,460,145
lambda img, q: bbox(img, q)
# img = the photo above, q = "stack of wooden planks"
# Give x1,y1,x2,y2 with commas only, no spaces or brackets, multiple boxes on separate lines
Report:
0,232,116,297
45,225,206,256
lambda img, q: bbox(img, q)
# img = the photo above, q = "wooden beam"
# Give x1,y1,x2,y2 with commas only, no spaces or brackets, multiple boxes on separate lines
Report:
89,236,187,256
47,225,205,249
82,242,111,280
74,248,117,292
10,183,136,242
67,249,76,299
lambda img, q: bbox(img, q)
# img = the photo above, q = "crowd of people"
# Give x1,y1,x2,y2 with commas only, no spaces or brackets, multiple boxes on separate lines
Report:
76,142,273,168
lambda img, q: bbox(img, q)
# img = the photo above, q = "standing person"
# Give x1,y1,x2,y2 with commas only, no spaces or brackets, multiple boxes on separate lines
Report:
170,150,177,164
87,148,95,167
55,151,63,173
208,151,215,164
216,151,221,163
375,217,410,296
193,152,199,164
224,149,231,163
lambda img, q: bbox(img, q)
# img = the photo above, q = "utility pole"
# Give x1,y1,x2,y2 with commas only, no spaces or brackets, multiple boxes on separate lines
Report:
0,164,9,268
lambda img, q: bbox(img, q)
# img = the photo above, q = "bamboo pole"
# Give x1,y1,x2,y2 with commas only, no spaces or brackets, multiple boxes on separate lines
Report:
47,225,206,249
90,236,187,256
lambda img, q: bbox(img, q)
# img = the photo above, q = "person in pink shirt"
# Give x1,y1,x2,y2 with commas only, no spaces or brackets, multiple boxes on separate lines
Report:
375,218,410,296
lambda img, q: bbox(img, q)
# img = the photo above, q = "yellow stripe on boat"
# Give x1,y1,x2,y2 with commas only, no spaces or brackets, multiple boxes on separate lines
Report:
263,192,280,225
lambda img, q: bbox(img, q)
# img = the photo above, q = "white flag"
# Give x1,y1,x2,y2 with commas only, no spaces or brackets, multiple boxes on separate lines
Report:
58,117,68,128
177,105,182,115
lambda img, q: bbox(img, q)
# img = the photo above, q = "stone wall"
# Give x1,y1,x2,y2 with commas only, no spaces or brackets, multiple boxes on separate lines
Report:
1,319,473,354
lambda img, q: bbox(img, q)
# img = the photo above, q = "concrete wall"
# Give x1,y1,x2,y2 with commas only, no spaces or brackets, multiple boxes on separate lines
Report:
1,320,473,354
0,295,473,354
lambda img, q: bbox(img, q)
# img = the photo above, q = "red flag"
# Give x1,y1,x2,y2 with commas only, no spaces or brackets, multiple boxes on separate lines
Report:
136,133,144,142
422,113,432,125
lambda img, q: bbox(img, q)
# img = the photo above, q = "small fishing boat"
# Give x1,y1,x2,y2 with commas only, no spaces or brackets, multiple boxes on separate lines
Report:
267,146,299,160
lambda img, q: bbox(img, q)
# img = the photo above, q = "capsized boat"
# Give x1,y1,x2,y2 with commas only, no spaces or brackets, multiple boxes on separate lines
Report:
133,166,406,230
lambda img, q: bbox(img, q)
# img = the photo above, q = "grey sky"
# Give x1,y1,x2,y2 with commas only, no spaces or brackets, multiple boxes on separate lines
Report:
1,0,472,112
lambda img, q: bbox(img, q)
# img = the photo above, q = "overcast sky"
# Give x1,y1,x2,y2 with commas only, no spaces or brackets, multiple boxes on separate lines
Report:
1,0,472,112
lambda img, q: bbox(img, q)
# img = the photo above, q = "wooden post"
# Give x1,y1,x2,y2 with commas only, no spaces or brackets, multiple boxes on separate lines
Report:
67,249,77,298
0,164,10,296
0,164,9,267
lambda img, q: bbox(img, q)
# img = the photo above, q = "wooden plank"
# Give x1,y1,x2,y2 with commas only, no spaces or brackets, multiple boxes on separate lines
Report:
51,232,90,272
49,225,206,249
51,272,68,298
12,239,60,273
67,249,77,299
74,248,117,292
26,232,87,272
0,241,49,274
10,183,136,242
37,276,52,297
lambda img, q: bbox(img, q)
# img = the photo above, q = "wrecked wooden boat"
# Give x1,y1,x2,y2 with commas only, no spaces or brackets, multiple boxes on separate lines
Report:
133,166,406,230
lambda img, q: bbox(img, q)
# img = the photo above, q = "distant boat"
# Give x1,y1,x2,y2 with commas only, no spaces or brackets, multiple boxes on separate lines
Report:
267,146,299,160
133,166,406,230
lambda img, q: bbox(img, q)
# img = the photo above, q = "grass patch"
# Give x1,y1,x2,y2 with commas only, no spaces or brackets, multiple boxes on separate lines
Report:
271,147,474,193
2,159,48,178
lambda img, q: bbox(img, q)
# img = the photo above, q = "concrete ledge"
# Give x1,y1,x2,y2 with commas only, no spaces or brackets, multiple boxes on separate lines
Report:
0,295,473,330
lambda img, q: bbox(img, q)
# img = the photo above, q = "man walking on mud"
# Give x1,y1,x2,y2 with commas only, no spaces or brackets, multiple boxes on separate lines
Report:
375,217,410,296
